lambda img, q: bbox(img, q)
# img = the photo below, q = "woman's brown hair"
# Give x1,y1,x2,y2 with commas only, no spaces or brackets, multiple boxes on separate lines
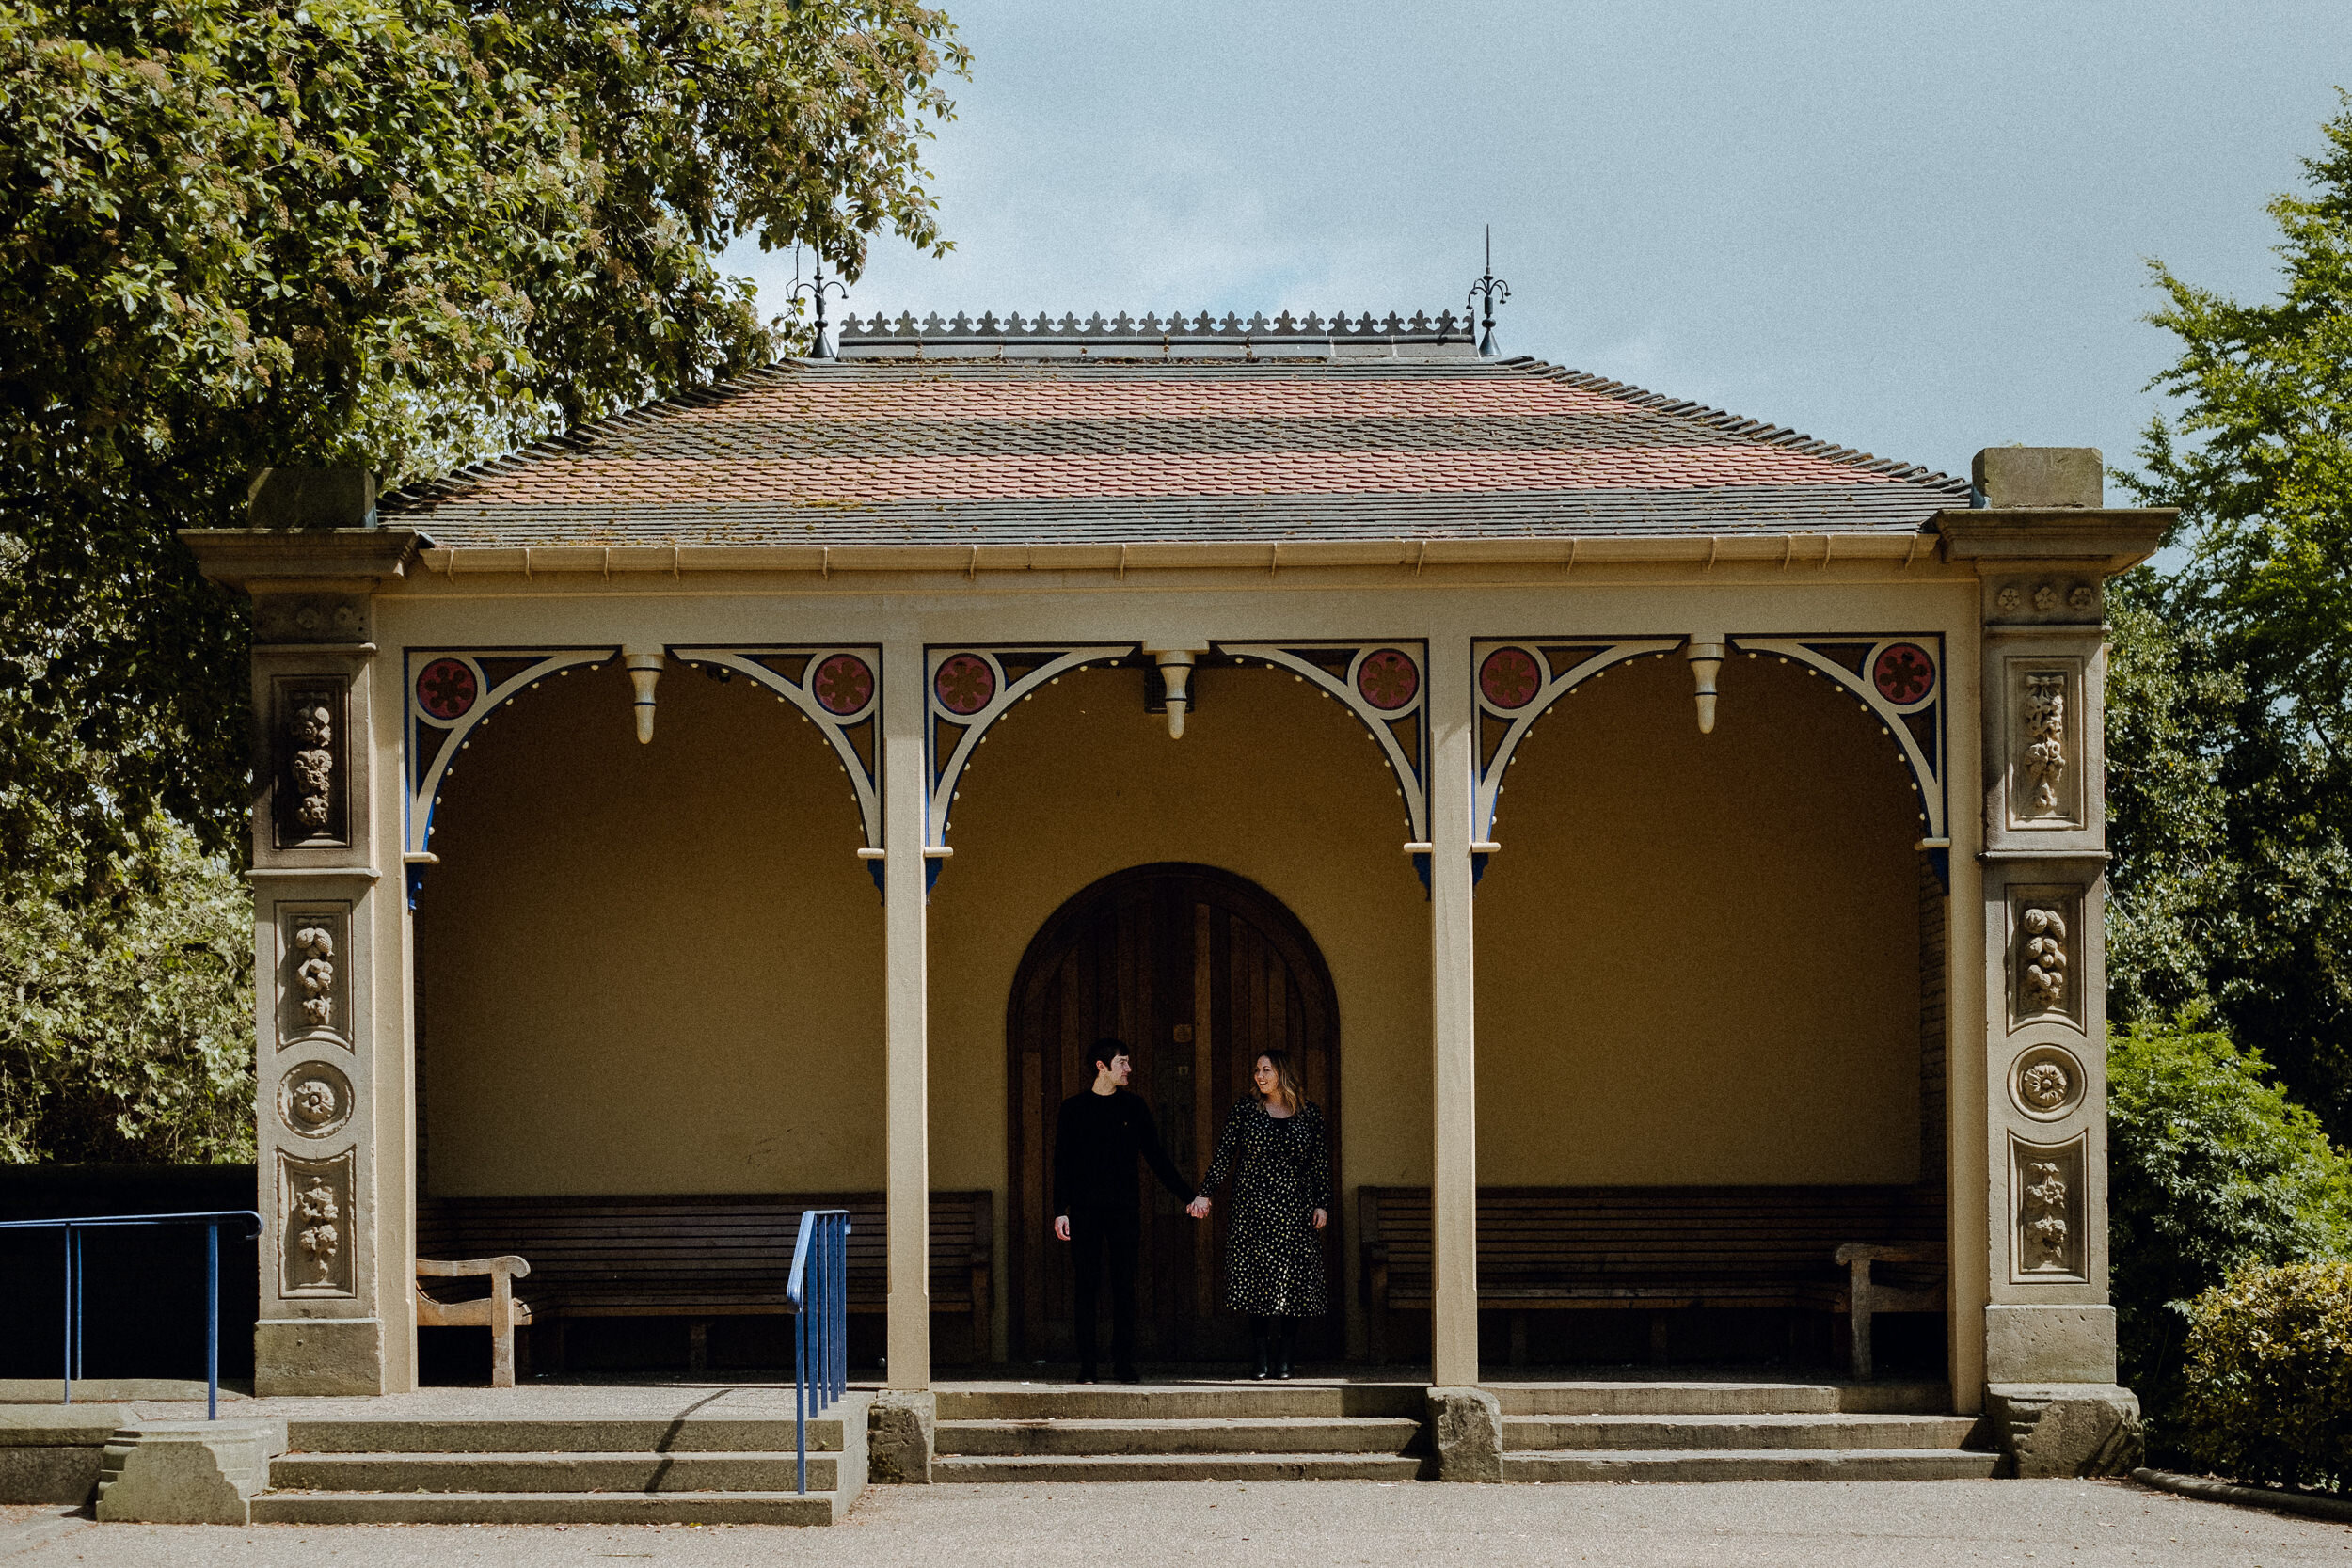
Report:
1256,1049,1304,1114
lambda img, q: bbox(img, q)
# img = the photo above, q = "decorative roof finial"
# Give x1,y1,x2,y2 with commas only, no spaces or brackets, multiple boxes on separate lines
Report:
1467,226,1510,357
787,252,850,359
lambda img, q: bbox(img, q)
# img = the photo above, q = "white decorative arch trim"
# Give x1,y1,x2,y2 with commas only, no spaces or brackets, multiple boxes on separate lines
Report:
927,645,1137,851
1470,638,1681,844
402,647,618,903
673,646,884,854
1217,641,1431,847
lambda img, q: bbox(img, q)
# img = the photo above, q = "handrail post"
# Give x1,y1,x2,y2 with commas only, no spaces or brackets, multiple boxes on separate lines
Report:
206,1222,220,1421
72,1227,84,1385
59,1228,71,1406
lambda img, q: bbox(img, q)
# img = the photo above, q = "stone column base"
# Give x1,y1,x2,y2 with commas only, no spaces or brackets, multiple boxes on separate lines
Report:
255,1318,383,1397
1426,1386,1502,1482
95,1420,287,1524
1986,1385,2143,1478
868,1390,935,1484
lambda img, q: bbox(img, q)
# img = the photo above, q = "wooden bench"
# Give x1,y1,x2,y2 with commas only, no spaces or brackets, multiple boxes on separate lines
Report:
417,1191,993,1371
415,1255,532,1387
1359,1186,1945,1376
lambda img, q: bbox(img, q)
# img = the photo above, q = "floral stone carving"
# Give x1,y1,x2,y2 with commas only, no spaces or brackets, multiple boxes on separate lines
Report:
2021,1160,2072,1272
278,1062,354,1139
2021,672,2067,816
293,927,336,1028
2020,906,2068,1014
2020,1060,2070,1111
290,703,334,831
279,1152,355,1295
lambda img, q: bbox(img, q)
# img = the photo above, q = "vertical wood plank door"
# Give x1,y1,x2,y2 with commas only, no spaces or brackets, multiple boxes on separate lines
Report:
1008,863,1342,1366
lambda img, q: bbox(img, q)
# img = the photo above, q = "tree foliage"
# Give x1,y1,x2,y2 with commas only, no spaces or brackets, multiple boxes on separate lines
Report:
0,0,963,897
2107,1016,2352,1440
2113,94,2352,1131
0,817,254,1163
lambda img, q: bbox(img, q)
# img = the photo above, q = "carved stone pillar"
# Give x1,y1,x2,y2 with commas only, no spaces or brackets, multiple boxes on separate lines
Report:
185,494,421,1396
1940,450,2166,1474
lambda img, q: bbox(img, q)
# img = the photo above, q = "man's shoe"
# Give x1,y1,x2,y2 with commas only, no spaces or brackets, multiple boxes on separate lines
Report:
1076,1365,1099,1385
1115,1366,1142,1385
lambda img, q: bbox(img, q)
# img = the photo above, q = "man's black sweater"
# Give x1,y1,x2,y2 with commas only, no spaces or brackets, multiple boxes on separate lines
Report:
1054,1087,1191,1216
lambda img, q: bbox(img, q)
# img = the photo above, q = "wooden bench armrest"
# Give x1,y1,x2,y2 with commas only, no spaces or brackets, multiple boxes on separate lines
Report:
419,1255,532,1280
1834,1243,1936,1267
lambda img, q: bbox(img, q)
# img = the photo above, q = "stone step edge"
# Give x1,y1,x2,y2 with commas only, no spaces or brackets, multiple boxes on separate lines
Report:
276,1449,845,1463
249,1490,847,1525
939,1417,1422,1432
1502,1448,2002,1474
934,1452,1430,1478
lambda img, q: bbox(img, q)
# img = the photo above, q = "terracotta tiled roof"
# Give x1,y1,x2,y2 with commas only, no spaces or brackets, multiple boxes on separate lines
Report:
378,356,1967,547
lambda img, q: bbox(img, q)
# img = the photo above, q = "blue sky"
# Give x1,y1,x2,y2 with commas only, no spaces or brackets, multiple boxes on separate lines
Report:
723,1,2352,486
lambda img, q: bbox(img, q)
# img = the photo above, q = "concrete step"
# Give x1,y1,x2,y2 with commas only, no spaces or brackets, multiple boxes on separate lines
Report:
269,1449,842,1494
1503,1413,1982,1452
283,1417,850,1454
936,1385,1422,1421
1502,1448,2003,1483
934,1451,1430,1483
937,1416,1422,1458
1489,1382,1951,1418
250,1488,848,1525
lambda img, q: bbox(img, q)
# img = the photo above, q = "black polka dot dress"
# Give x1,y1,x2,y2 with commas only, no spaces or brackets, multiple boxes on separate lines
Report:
1197,1098,1331,1318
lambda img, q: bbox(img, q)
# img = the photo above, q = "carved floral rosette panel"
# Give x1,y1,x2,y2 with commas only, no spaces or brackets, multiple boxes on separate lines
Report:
2006,657,2086,831
276,907,350,1049
278,1148,357,1297
272,674,350,848
278,1059,356,1140
1217,641,1433,860
926,644,1137,849
404,648,619,898
671,646,884,853
2007,887,2085,1032
2010,1042,2086,1123
2010,1132,2088,1282
1470,639,1679,843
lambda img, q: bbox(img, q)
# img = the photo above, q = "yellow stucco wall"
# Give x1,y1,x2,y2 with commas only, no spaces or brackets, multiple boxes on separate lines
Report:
418,647,1925,1355
1475,650,1924,1185
418,661,887,1195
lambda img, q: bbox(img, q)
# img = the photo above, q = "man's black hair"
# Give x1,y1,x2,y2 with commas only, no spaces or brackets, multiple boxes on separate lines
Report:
1089,1038,1126,1072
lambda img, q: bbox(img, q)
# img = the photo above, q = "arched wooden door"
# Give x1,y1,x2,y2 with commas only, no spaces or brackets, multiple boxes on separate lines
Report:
1009,863,1342,1365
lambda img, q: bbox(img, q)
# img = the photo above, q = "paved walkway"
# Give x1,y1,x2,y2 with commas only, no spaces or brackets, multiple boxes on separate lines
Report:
7,1480,2347,1566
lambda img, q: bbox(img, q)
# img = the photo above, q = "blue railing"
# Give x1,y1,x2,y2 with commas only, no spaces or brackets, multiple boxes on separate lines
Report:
0,1210,262,1421
787,1207,850,1495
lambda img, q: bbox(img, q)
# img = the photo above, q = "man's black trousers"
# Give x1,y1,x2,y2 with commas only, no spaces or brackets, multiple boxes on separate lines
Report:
1068,1207,1140,1373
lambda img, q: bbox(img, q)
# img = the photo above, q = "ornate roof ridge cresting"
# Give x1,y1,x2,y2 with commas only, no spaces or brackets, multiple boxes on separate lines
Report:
835,309,1479,360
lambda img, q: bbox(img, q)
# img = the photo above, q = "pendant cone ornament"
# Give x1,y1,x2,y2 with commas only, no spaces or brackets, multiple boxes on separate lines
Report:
1687,636,1726,735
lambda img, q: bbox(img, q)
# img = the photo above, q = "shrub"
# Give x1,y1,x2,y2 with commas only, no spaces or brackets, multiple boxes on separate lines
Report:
2108,1017,2352,1438
2177,1262,2352,1490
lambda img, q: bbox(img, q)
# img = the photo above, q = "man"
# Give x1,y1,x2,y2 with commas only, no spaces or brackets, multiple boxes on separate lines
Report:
1054,1037,1192,1383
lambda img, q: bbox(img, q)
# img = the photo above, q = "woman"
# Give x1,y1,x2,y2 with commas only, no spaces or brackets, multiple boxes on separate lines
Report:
1186,1050,1330,1380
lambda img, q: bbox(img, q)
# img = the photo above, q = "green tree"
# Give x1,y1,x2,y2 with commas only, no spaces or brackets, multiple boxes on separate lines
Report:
2108,1017,2352,1442
0,0,964,898
0,816,255,1163
2115,93,2352,1131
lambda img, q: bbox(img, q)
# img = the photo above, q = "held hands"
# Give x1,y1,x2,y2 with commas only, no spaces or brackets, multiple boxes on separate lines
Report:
1313,1208,1327,1231
1054,1215,1071,1242
1185,1196,1210,1219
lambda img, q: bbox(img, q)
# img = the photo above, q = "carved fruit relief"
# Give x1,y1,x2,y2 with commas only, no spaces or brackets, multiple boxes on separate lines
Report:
2021,907,2068,1013
2022,673,2067,816
2011,1135,2087,1280
279,1150,356,1296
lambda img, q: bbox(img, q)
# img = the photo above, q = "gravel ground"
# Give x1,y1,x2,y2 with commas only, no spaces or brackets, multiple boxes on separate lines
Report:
6,1479,2350,1567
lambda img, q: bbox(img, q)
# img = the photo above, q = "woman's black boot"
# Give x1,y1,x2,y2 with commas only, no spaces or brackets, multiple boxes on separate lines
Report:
1249,1318,1271,1381
1274,1320,1295,1380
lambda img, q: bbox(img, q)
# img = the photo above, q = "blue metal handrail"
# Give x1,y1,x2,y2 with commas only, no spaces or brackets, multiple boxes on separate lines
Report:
0,1210,262,1420
787,1207,850,1495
